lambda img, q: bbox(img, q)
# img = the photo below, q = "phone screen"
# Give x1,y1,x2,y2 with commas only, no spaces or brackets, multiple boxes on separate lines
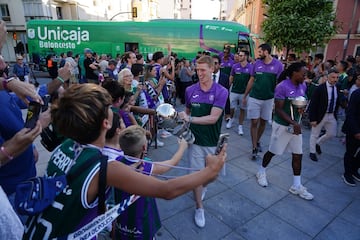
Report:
139,75,144,83
41,94,51,112
25,101,41,129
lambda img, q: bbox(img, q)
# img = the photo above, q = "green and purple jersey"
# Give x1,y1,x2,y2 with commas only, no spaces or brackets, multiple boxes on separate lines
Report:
230,62,253,94
220,58,235,76
250,58,284,100
185,82,228,146
24,139,112,239
274,78,307,126
114,156,161,240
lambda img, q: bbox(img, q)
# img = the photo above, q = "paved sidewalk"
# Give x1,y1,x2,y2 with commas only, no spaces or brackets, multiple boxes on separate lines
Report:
31,104,360,240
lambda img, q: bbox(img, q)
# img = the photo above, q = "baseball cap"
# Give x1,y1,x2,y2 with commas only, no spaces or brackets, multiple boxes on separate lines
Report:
84,48,93,54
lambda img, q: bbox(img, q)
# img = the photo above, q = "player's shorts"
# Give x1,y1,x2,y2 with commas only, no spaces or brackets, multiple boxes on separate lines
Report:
230,92,248,110
247,97,274,121
268,121,303,155
188,144,216,172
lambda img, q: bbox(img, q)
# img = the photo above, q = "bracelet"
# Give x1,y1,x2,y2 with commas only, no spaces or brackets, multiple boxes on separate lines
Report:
1,79,7,90
0,146,14,160
2,77,15,91
56,76,65,84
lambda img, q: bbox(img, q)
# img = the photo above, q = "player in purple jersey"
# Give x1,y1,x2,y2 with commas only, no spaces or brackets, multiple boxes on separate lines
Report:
256,62,314,200
179,55,228,228
243,43,284,160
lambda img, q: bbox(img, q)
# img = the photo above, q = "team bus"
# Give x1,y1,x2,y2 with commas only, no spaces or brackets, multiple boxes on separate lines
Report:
26,19,254,61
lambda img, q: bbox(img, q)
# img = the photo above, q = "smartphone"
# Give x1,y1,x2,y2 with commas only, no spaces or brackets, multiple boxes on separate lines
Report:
139,75,144,83
25,101,41,129
215,133,229,155
41,94,51,112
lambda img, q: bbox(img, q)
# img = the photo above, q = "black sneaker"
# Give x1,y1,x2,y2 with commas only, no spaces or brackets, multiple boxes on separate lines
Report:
342,174,356,187
251,148,258,161
352,172,360,182
257,142,262,152
315,144,322,154
309,153,318,162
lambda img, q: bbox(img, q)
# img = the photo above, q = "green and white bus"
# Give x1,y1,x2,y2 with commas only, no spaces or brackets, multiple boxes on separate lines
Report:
26,19,254,60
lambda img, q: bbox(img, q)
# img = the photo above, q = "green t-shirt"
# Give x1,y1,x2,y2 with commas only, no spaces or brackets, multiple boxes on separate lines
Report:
24,139,103,239
232,73,251,94
250,59,284,100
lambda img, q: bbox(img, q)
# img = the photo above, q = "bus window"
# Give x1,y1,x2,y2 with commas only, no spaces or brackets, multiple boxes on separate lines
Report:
125,42,139,53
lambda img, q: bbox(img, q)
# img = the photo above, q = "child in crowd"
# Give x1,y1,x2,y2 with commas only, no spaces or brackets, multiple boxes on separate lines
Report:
23,84,226,239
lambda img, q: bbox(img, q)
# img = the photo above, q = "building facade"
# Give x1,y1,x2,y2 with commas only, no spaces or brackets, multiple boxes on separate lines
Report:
179,0,191,19
229,0,360,60
157,0,181,19
325,0,360,60
228,0,265,57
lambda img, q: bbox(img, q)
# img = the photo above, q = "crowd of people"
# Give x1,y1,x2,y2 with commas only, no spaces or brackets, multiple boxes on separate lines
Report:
1,16,360,239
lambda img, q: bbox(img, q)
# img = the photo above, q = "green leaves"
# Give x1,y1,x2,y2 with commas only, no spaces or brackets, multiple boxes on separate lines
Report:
261,0,338,53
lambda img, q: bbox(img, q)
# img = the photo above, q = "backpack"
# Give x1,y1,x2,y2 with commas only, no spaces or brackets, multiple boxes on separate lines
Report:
15,153,108,216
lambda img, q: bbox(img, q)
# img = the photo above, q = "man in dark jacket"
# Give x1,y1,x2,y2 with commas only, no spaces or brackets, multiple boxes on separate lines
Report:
212,55,230,123
341,88,360,186
308,69,339,161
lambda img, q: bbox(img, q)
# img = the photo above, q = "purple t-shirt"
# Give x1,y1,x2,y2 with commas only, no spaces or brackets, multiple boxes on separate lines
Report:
274,78,307,126
114,156,160,240
185,82,228,146
250,58,284,100
230,62,254,94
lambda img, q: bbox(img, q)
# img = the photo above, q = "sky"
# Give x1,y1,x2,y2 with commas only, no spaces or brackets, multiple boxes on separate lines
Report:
191,0,221,20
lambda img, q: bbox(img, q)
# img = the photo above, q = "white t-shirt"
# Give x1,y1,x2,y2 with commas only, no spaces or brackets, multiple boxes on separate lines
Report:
0,186,24,240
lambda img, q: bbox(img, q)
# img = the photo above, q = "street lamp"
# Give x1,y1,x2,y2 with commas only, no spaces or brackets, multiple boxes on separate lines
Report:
109,7,137,20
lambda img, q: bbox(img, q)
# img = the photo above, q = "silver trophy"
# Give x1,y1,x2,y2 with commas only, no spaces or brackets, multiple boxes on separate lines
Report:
287,96,307,133
156,103,195,143
290,96,308,123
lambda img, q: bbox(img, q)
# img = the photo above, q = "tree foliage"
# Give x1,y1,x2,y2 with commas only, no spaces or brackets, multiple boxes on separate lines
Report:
262,0,339,55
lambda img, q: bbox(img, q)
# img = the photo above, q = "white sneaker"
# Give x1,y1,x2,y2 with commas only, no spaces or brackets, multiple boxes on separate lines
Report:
160,130,172,138
157,139,164,147
238,125,244,135
256,172,268,187
201,187,207,201
226,118,233,129
150,139,164,147
194,208,205,228
289,185,314,200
